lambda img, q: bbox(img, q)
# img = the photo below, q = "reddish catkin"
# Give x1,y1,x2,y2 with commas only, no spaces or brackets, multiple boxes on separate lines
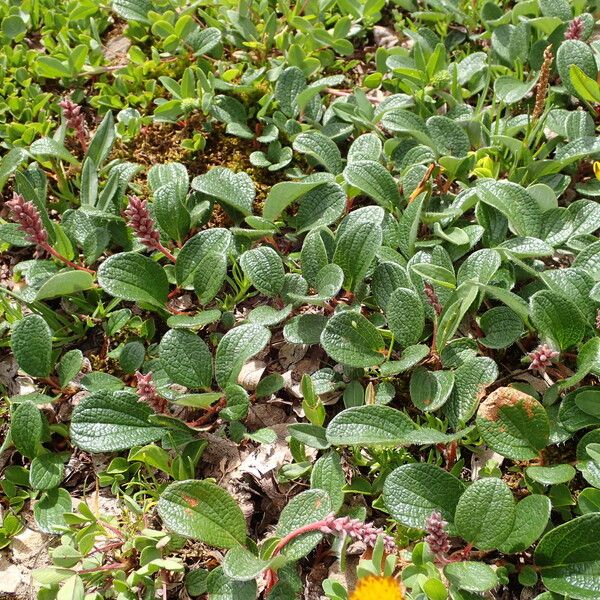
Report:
134,371,167,413
565,17,584,40
59,97,88,151
264,513,396,592
124,195,161,249
7,192,95,273
528,343,560,373
6,192,48,245
319,514,397,553
124,195,176,262
532,45,553,122
424,511,450,555
270,513,397,557
423,282,442,316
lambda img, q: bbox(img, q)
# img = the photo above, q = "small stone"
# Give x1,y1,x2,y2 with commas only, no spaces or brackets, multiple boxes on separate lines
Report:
103,35,131,61
11,528,48,563
0,557,23,594
373,25,399,48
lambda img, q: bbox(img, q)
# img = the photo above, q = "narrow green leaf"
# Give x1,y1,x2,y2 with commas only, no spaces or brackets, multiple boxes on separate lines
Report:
57,349,84,388
191,167,254,217
239,247,285,296
343,160,401,210
410,367,455,412
310,452,345,512
85,112,115,167
35,271,94,301
30,138,78,164
176,229,232,287
333,221,382,291
30,453,66,490
498,494,551,554
293,132,343,174
159,329,212,389
385,287,425,348
276,489,331,561
444,562,499,592
530,289,586,350
11,401,44,459
535,513,600,599
262,178,331,221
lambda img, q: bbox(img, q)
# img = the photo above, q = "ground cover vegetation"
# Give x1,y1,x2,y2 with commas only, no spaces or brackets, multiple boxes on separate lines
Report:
3,0,600,598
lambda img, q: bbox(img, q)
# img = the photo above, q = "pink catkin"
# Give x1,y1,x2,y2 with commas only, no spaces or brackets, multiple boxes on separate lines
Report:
134,371,166,413
264,514,396,593
6,192,48,245
59,98,87,149
124,195,162,250
123,195,176,263
528,343,560,373
565,17,584,40
6,192,96,274
424,511,450,555
319,514,396,553
423,282,442,316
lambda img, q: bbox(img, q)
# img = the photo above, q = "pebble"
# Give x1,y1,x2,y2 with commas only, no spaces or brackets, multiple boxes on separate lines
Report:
11,528,47,563
0,556,24,594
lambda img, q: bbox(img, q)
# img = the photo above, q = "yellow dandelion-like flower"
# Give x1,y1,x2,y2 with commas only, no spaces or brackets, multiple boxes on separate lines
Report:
594,161,600,180
349,575,404,600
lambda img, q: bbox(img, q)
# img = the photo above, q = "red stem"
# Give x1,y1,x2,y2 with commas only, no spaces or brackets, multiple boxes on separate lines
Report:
161,569,168,600
264,519,329,593
186,398,226,427
77,130,88,153
41,376,61,388
325,88,351,98
271,521,326,557
325,88,384,104
155,242,177,263
98,519,125,540
42,242,96,274
168,286,182,300
78,562,127,575
87,541,124,556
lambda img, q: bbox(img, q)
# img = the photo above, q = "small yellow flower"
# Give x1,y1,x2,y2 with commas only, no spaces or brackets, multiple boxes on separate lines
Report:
349,575,404,600
477,156,494,172
471,155,496,179
594,161,600,180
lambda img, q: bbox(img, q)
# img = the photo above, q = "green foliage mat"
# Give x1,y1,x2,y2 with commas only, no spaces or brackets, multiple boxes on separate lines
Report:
3,0,600,598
